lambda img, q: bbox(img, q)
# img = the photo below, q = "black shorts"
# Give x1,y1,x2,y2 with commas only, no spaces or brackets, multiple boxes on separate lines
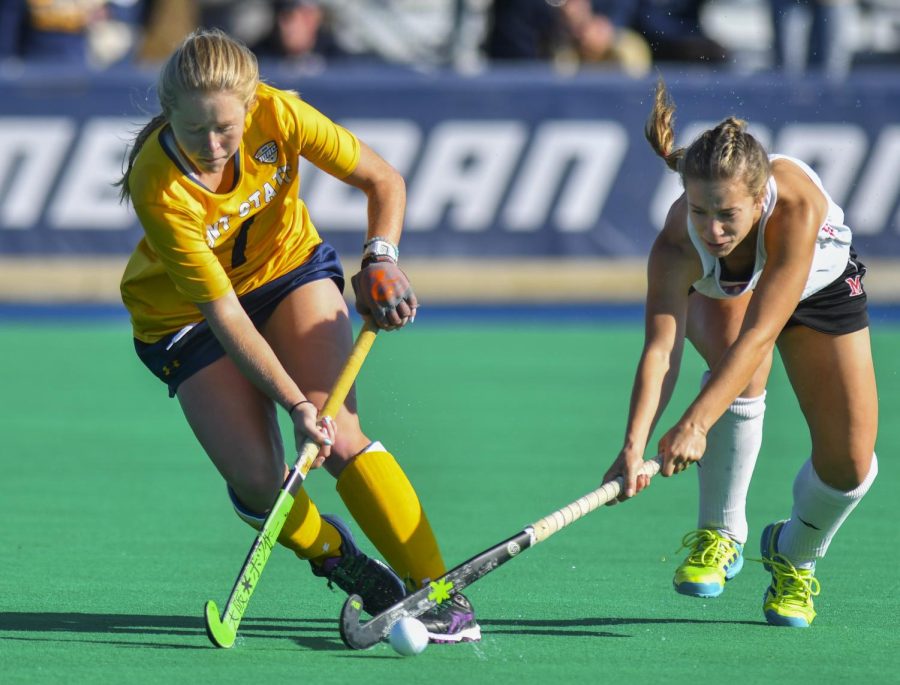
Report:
784,250,869,335
134,241,344,397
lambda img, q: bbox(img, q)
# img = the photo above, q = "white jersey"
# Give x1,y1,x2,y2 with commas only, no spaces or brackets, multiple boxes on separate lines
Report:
687,154,852,301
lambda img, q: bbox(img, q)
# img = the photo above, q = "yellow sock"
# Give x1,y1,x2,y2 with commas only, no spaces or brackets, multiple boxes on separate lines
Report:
336,447,446,590
229,485,341,561
279,489,343,562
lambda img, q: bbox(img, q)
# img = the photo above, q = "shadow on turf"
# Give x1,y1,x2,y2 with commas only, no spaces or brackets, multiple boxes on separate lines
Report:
0,612,347,650
329,615,769,658
480,616,765,637
0,613,767,650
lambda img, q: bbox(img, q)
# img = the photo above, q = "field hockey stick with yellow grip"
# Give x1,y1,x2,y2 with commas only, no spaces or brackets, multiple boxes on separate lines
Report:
205,320,379,648
340,455,664,649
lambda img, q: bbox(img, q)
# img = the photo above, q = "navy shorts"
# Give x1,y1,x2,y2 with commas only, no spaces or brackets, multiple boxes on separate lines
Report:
784,249,869,335
134,241,344,397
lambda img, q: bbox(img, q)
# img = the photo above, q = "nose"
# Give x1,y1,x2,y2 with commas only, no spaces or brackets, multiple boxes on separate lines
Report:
204,132,221,154
704,219,725,239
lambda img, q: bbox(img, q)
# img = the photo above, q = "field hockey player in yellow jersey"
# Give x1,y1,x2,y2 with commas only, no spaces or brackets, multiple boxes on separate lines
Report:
117,28,479,644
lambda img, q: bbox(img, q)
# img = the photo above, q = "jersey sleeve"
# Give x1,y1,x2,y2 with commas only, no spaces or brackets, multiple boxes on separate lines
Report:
134,201,232,303
282,94,361,178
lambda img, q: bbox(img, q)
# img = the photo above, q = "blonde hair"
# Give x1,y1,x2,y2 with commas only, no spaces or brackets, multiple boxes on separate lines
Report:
116,28,259,203
644,77,770,199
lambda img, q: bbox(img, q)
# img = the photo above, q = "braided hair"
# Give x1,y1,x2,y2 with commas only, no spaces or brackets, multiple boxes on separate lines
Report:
644,77,770,199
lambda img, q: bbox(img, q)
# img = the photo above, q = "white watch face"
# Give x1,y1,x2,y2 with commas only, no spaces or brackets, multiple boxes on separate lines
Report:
365,240,398,260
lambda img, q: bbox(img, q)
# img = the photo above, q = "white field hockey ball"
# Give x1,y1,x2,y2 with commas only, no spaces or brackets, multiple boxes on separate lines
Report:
388,616,429,656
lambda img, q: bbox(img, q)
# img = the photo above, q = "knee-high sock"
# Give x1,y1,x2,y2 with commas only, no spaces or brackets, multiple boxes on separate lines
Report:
697,379,766,545
778,454,878,567
336,443,446,590
229,483,342,561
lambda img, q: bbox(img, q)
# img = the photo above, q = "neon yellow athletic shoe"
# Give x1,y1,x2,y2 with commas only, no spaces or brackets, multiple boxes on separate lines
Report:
673,529,744,598
760,520,820,628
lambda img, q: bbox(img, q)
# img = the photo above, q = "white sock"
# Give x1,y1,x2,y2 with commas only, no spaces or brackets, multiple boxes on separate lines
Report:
697,372,766,545
778,454,878,567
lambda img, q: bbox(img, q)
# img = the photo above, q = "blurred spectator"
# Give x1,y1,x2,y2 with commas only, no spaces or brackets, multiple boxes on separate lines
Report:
769,0,857,79
197,0,271,45
134,0,198,64
250,0,331,72
633,0,729,64
0,0,142,67
137,0,488,71
314,0,490,71
156,0,289,52
484,0,558,61
94,0,145,66
484,0,652,76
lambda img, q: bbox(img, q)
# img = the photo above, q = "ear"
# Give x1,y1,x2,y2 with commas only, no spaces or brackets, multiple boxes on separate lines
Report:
754,188,766,212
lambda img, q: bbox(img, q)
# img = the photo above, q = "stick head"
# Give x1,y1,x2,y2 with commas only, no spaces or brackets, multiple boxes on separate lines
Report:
339,594,370,649
204,600,236,648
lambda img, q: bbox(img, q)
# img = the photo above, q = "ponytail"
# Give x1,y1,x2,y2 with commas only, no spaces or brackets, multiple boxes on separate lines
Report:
115,113,167,204
644,76,770,198
644,77,682,173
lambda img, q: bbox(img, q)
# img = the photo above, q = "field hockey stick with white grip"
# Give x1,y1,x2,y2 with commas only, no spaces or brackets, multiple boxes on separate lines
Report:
339,455,663,649
204,320,379,648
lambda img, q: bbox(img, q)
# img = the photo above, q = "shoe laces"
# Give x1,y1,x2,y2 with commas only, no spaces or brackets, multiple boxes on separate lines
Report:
317,553,365,592
762,553,821,606
678,529,738,568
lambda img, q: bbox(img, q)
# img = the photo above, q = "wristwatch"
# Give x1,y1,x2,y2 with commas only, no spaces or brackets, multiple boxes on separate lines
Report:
362,237,399,263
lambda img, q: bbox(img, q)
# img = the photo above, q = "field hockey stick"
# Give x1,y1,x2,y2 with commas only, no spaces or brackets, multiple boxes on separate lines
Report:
204,320,379,648
339,455,663,649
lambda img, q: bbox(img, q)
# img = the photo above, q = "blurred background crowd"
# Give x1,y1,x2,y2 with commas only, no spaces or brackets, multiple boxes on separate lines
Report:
1,0,899,81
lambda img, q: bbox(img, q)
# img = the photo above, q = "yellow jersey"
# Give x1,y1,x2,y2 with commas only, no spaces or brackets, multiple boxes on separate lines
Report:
121,82,360,343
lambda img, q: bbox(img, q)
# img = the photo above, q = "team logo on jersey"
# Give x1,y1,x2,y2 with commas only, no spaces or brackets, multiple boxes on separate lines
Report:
845,274,864,296
254,141,278,164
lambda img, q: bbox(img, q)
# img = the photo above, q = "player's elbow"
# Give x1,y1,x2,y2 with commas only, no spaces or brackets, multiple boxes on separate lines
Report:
740,324,780,358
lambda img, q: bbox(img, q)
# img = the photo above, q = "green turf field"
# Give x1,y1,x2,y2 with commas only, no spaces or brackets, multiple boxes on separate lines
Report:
1,316,898,685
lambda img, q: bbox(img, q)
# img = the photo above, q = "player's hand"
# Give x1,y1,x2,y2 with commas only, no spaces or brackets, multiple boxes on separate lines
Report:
657,421,706,477
290,401,335,468
351,259,418,331
602,447,651,505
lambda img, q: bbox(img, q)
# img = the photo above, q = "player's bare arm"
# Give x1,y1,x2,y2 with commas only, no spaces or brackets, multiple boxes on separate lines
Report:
342,141,407,247
605,196,699,498
343,142,418,330
196,291,335,455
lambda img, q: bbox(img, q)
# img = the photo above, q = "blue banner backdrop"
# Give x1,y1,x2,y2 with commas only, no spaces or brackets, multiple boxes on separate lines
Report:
1,64,899,259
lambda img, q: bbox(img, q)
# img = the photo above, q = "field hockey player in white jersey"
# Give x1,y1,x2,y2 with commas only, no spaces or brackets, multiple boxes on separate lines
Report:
117,28,479,643
602,78,878,627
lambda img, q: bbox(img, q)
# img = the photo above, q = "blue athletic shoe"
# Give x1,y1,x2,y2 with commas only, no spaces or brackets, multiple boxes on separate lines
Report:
673,529,744,598
310,514,407,616
760,521,820,628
